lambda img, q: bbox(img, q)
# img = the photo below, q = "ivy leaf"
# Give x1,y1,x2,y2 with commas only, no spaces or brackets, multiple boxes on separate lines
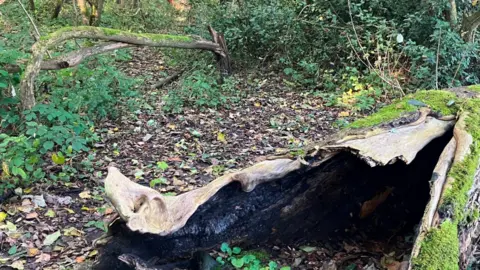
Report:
8,245,17,255
232,247,241,254
43,141,54,151
220,242,231,254
268,261,278,270
231,257,245,268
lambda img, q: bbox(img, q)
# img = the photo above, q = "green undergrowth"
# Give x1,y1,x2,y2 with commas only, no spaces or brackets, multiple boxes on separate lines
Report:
348,90,459,129
412,95,480,269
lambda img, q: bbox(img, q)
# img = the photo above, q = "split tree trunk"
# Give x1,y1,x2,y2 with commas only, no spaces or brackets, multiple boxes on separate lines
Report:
18,26,231,110
95,87,480,270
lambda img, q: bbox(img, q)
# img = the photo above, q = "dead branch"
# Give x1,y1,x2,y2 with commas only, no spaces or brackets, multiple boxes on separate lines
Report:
19,26,231,110
150,69,184,89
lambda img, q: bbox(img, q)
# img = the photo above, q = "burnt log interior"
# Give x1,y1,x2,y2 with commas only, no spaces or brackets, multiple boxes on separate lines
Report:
95,129,453,270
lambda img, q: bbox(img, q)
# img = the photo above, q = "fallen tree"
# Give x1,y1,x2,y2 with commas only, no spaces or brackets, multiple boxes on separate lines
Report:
95,87,480,270
18,26,231,110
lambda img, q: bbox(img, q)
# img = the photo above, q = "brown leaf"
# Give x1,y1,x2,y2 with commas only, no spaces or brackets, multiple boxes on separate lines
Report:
75,256,85,263
35,253,51,263
25,212,38,220
27,248,40,257
359,187,394,218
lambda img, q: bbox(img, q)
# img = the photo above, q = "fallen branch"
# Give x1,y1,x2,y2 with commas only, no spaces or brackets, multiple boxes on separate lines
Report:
41,42,132,70
19,26,231,110
150,69,184,89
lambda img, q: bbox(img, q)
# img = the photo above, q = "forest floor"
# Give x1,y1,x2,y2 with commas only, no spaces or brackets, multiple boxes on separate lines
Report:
0,48,408,270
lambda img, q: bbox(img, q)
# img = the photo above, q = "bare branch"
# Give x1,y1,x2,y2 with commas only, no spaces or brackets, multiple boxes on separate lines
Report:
19,26,230,110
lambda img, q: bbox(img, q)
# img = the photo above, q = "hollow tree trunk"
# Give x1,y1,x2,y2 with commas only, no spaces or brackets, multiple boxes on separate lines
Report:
18,26,231,110
95,87,480,270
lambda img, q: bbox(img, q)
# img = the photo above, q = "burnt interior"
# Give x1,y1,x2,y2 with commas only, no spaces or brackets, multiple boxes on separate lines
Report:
95,129,453,270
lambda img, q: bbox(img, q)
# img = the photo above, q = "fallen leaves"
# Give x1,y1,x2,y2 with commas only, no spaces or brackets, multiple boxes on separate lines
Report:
25,212,38,219
43,231,61,246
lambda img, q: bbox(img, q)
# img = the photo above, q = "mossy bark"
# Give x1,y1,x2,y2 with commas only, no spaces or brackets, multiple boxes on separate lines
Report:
19,26,229,110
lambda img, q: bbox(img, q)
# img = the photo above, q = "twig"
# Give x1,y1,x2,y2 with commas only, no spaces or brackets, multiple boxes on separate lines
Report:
435,27,442,90
150,69,185,89
16,0,52,58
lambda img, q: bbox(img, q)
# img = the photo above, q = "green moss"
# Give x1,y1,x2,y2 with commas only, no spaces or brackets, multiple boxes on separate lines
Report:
467,84,480,92
415,98,480,270
441,99,480,221
247,249,270,261
41,26,192,42
413,221,459,270
347,90,459,129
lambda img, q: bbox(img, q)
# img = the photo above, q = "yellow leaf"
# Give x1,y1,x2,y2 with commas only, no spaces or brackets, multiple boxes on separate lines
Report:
64,208,75,214
339,111,350,117
81,206,92,211
254,102,261,107
88,250,98,257
2,162,10,177
23,188,33,194
79,191,91,199
113,127,119,132
0,212,7,222
27,248,40,257
217,132,227,143
63,227,83,237
45,209,55,218
6,221,17,231
167,123,176,130
9,260,24,270
474,0,478,6
51,153,65,165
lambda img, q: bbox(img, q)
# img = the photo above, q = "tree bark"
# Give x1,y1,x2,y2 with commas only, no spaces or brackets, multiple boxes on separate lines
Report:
28,0,35,12
19,26,230,110
77,0,90,25
461,10,480,42
52,0,64,19
448,0,458,27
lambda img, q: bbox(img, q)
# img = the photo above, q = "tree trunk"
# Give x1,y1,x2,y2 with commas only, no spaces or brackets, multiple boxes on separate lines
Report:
51,0,64,19
95,88,480,270
461,11,480,42
28,0,35,12
18,26,231,110
448,0,458,27
77,0,90,25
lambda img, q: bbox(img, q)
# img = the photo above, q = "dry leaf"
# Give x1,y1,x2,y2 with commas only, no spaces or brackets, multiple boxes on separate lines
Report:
75,256,85,263
43,231,61,246
254,102,261,107
35,253,51,263
63,227,83,237
79,191,91,199
9,260,24,270
338,111,350,117
25,212,38,219
88,250,98,257
359,187,394,218
64,208,75,214
45,209,56,218
27,248,40,257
